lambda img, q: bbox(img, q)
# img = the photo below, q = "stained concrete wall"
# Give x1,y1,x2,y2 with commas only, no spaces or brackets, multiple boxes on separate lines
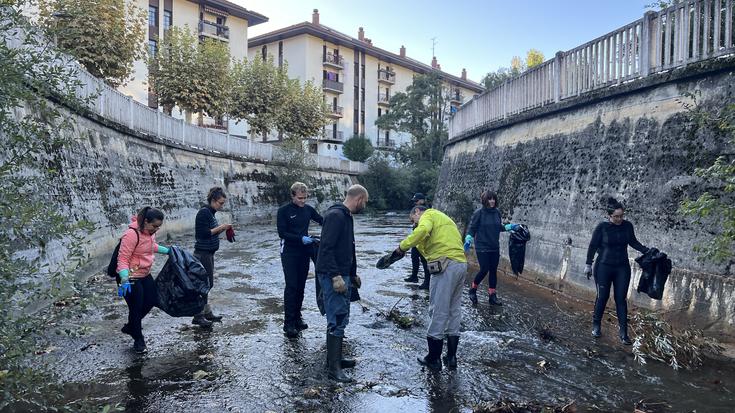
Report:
25,100,355,268
436,58,735,332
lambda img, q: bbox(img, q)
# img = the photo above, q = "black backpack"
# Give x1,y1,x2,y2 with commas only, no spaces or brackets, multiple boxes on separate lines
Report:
107,230,139,278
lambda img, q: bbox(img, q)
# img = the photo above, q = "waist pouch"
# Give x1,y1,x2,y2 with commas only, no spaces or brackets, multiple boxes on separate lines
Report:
427,257,450,274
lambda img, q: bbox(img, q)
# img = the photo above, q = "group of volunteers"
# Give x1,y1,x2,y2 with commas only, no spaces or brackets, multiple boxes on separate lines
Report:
115,181,650,380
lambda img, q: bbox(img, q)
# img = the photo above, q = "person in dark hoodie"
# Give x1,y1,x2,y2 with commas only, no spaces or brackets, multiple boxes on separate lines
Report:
404,193,432,289
316,184,368,383
116,207,170,353
585,197,649,345
464,190,519,306
192,187,233,327
277,182,323,338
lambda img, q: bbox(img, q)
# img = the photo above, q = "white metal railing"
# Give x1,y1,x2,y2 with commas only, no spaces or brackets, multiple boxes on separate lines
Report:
450,0,735,139
3,20,367,174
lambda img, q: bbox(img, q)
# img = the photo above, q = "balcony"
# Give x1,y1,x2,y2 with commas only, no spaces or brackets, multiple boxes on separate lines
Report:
322,53,345,70
321,129,344,142
199,20,229,41
376,138,396,149
377,69,395,84
449,90,463,105
322,79,344,94
377,93,390,106
327,105,344,118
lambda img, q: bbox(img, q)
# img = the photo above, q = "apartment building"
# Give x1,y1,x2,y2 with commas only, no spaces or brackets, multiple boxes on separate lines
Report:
247,9,483,158
121,0,267,132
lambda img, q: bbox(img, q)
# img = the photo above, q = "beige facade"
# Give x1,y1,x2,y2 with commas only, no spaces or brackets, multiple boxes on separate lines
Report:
248,10,483,158
121,0,266,133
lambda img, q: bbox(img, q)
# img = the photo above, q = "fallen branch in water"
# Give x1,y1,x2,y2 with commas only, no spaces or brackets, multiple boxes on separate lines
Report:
473,398,576,413
377,297,416,329
630,310,724,370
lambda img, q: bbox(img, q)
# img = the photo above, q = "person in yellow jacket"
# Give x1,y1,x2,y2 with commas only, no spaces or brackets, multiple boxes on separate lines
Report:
394,206,467,370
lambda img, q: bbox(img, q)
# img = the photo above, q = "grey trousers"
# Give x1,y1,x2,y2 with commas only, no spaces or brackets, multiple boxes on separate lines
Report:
427,260,467,340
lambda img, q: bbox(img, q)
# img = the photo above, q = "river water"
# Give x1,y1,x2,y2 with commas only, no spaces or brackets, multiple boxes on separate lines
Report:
46,213,734,412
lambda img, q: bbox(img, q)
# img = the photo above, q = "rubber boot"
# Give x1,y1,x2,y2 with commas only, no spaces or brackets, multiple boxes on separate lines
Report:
192,314,213,327
488,292,503,306
468,288,478,306
296,318,308,331
417,337,443,370
283,323,299,338
418,272,431,290
591,321,601,338
203,304,223,322
403,274,419,283
442,335,459,369
619,323,632,345
327,334,352,382
133,337,147,354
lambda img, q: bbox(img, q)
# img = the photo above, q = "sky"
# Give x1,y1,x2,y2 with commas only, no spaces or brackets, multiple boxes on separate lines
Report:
237,0,653,84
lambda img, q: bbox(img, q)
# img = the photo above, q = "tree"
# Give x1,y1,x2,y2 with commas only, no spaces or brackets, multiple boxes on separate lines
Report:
510,55,524,74
229,55,289,135
2,2,95,409
360,154,411,210
149,26,231,122
342,134,374,162
376,72,449,166
481,67,513,90
38,0,146,87
680,99,735,264
276,78,329,139
526,49,545,69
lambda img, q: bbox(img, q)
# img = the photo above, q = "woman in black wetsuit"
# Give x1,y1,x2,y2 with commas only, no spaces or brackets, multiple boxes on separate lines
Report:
584,197,649,345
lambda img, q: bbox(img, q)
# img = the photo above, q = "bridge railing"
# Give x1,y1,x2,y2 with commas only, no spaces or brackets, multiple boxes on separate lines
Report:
450,0,735,139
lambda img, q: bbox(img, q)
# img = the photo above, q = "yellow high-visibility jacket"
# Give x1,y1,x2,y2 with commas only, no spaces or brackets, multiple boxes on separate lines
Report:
399,209,466,263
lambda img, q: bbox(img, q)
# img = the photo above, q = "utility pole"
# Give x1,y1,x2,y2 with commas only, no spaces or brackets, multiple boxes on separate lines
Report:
431,37,438,57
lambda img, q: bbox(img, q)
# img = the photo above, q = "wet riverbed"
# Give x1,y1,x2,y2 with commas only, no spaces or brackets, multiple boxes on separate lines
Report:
46,213,734,412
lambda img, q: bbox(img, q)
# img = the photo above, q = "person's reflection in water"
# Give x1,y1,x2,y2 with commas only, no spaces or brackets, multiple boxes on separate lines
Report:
425,370,462,413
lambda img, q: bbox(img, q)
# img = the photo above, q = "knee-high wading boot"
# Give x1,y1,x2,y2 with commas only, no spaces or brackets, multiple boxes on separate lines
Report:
442,335,459,369
619,323,632,345
417,337,443,370
591,320,602,338
327,334,353,382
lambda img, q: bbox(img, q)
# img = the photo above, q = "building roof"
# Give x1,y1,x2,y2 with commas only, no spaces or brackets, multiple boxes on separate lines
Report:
249,22,484,92
197,0,268,26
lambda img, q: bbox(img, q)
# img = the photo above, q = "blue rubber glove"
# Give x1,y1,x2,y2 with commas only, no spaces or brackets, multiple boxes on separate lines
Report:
463,234,473,252
302,236,314,245
157,245,170,254
117,269,132,297
504,223,520,231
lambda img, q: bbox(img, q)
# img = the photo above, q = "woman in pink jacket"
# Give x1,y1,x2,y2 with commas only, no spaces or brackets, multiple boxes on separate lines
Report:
116,207,170,353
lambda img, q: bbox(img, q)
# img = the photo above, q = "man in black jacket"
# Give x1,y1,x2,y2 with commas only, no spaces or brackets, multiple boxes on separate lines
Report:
316,184,368,382
277,182,323,338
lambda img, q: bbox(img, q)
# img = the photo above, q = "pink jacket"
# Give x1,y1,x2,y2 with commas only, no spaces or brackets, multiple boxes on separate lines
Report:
116,216,160,279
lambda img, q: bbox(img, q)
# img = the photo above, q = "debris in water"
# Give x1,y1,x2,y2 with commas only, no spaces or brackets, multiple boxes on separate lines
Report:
633,399,672,413
378,298,416,329
535,359,550,373
537,324,555,342
630,310,724,370
192,370,210,380
473,398,576,413
303,387,321,399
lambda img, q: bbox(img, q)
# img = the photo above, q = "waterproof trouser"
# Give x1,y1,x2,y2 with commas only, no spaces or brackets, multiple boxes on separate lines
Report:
593,261,631,327
427,260,467,340
194,250,215,316
318,273,351,337
281,247,311,327
124,274,158,341
411,246,430,279
473,250,500,289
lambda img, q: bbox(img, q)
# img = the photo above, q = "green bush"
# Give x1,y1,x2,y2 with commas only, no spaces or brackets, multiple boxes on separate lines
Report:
342,134,374,162
361,154,411,210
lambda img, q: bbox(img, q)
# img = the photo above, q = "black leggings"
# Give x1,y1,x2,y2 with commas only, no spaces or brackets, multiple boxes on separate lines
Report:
124,274,158,340
473,250,500,289
411,246,430,279
593,262,631,326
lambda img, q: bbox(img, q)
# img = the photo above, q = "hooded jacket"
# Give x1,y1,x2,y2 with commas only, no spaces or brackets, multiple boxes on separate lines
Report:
400,209,466,263
316,204,356,279
116,216,161,279
467,207,506,252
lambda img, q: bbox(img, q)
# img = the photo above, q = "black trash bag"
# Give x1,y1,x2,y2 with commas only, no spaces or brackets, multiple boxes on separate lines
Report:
635,247,672,300
508,224,531,275
155,246,211,317
376,249,405,269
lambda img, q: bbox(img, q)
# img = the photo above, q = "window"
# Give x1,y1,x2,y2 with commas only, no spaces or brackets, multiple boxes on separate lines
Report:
378,108,382,117
261,45,267,60
148,6,158,27
163,10,172,30
148,39,157,56
278,41,283,68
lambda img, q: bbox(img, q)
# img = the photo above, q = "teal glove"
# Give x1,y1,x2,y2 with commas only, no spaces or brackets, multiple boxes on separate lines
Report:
302,236,314,245
504,223,519,231
463,234,473,252
117,269,132,297
157,245,170,254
